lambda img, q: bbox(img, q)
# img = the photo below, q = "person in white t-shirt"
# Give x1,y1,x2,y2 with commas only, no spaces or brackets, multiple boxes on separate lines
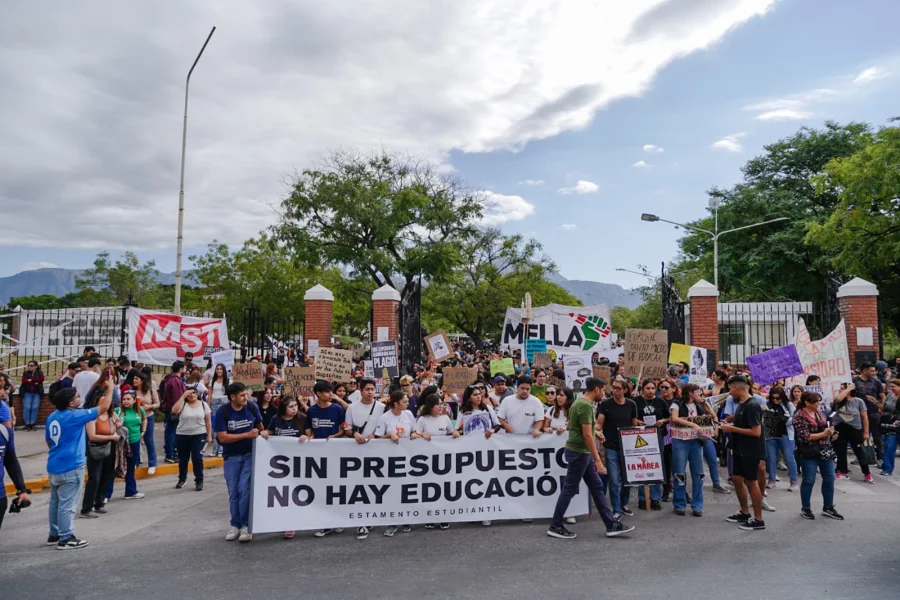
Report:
416,393,459,530
343,379,385,443
543,386,571,434
73,358,102,408
375,390,420,538
497,377,544,437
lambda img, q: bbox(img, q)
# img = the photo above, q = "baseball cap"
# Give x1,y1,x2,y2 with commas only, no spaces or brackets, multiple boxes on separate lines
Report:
876,360,888,370
493,375,507,384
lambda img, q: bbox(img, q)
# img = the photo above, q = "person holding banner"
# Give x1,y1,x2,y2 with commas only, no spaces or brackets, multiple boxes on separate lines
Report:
497,377,544,438
305,382,346,440
214,382,268,543
543,386,569,434
635,380,669,510
720,376,767,531
416,393,460,531
343,379,385,444
669,383,709,516
375,390,419,537
547,378,634,540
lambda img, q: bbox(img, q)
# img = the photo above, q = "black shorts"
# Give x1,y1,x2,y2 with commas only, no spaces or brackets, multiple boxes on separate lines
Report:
732,454,761,481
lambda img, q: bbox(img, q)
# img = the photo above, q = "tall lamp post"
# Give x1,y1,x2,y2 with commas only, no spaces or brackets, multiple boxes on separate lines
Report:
640,213,788,288
174,26,216,315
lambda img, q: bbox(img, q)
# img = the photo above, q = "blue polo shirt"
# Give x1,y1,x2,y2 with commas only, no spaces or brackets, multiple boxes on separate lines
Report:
45,407,99,474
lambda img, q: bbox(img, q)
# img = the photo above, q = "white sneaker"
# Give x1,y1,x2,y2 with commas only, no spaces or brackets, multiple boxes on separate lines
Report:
238,527,252,542
481,520,492,527
124,493,145,500
225,527,240,541
565,517,577,524
356,526,369,540
761,500,776,512
147,467,156,475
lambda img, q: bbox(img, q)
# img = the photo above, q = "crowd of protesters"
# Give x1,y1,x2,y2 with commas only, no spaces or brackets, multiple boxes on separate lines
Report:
1,342,898,547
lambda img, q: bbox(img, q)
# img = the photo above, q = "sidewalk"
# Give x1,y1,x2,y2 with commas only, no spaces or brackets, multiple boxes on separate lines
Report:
4,423,222,494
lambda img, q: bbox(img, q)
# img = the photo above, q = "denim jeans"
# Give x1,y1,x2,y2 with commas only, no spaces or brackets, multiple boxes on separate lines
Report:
125,441,141,497
882,434,897,474
637,483,662,503
210,398,227,455
224,453,253,528
702,439,721,486
49,466,85,540
551,449,616,530
164,413,178,458
799,456,836,510
176,433,206,483
672,438,704,511
766,436,798,483
605,447,630,513
143,415,157,467
22,392,41,426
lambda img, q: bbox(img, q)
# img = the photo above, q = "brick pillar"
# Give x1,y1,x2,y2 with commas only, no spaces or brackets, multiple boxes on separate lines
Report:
304,284,334,356
837,277,879,368
688,279,719,357
372,284,400,343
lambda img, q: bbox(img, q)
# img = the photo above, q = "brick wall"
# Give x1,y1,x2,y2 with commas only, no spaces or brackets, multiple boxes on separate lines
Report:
839,295,879,368
689,296,719,355
372,299,399,342
11,394,54,426
304,299,333,355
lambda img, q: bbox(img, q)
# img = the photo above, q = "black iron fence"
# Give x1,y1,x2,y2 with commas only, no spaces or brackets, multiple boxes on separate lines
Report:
716,302,841,367
239,305,304,363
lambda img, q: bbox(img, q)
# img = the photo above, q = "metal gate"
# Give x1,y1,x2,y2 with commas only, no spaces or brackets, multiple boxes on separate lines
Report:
661,264,686,346
397,276,423,375
239,304,304,364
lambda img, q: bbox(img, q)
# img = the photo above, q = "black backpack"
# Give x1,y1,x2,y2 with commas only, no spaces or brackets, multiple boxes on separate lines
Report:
48,379,63,400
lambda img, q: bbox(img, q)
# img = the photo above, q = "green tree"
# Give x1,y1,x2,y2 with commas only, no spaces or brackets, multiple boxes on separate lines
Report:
75,251,162,306
806,124,900,333
675,122,872,302
4,294,69,310
422,227,580,345
276,150,484,298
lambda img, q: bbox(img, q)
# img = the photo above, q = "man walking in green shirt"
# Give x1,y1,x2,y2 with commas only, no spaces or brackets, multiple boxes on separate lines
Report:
547,377,635,539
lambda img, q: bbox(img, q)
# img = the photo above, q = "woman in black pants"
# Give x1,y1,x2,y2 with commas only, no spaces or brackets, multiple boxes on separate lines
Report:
832,387,872,483
81,402,120,517
172,385,213,491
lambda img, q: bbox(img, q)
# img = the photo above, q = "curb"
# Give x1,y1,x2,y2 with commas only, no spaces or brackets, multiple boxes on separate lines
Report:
5,457,224,496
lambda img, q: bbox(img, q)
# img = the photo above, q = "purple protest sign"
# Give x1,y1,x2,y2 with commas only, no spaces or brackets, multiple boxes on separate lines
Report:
745,344,804,385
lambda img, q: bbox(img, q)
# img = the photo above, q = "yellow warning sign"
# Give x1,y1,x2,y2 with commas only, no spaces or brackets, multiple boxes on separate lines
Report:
633,435,649,448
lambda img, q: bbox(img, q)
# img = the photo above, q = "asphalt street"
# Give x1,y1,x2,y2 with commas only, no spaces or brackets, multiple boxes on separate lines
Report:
2,462,899,600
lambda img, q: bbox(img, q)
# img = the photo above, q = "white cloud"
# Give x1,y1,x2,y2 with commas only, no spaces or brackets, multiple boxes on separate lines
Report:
519,179,545,186
22,261,59,271
559,223,577,230
755,108,812,121
711,133,745,152
557,180,599,195
480,191,535,225
632,160,651,168
0,0,779,250
854,66,889,84
642,144,664,153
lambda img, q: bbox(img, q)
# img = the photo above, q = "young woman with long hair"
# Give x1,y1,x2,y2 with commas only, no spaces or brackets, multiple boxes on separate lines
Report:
375,391,419,537
133,372,160,474
669,383,711,516
457,384,499,439
415,393,459,532
208,364,230,457
267,395,307,539
792,391,843,520
543,385,572,434
114,389,147,499
80,399,121,518
253,388,278,430
764,387,798,491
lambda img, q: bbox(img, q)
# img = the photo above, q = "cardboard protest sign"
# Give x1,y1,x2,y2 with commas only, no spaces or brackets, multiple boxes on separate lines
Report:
282,366,316,397
593,365,611,384
490,358,515,377
315,347,354,382
232,362,264,392
370,340,399,378
363,360,375,378
564,353,592,393
442,367,477,395
623,329,668,379
746,344,804,385
532,352,553,369
619,427,665,486
525,338,548,363
425,331,453,363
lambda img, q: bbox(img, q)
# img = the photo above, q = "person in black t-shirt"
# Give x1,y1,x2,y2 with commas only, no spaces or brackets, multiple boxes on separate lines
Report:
720,376,766,531
854,363,885,461
596,378,640,517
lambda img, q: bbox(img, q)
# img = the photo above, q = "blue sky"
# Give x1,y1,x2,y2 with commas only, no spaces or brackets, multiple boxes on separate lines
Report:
2,0,899,292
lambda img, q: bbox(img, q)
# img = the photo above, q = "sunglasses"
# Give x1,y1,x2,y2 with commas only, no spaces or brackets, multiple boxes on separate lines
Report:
547,391,557,395
659,386,672,390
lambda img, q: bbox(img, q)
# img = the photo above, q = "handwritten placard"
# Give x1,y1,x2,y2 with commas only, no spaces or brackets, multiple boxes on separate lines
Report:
232,362,264,392
532,352,553,369
315,347,354,382
282,366,316,397
623,329,668,379
490,358,515,377
442,367,477,395
746,344,804,385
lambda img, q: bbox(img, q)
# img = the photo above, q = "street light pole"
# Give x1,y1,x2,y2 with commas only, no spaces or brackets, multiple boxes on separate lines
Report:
174,26,216,316
641,212,788,288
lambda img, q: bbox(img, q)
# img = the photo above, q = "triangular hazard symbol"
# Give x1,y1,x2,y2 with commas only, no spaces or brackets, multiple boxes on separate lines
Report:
634,435,649,448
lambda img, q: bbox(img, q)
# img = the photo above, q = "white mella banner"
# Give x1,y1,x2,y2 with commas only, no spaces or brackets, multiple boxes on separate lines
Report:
127,308,229,366
250,434,588,533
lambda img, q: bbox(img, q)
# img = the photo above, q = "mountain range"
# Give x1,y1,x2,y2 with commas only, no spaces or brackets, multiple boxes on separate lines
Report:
0,268,641,309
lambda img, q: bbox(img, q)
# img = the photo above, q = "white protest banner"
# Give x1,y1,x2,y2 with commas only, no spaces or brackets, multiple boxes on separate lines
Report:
307,339,319,359
250,434,587,533
502,304,612,355
563,352,593,393
210,349,234,374
127,308,229,366
785,319,852,402
619,427,665,485
11,307,125,359
370,340,399,378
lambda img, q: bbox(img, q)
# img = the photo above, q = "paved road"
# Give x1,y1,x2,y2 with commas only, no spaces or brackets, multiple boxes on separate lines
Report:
2,464,899,600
